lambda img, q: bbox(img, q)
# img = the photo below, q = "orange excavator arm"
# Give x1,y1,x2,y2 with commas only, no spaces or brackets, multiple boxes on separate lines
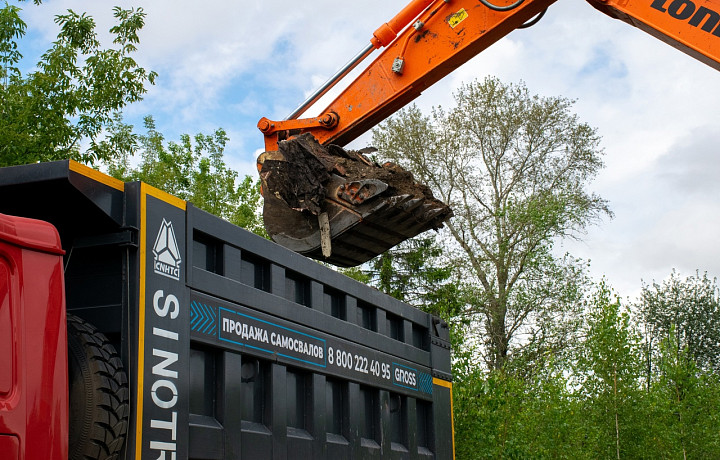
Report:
589,0,720,71
259,0,720,151
257,0,720,266
258,0,557,151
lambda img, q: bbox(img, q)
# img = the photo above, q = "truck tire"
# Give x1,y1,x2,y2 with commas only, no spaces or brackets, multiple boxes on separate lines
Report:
67,314,129,460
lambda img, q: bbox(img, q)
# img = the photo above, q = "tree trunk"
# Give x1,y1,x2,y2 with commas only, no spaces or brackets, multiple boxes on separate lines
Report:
487,299,509,370
614,364,620,460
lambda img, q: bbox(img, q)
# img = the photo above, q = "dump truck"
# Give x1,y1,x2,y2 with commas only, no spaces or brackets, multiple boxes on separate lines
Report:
0,160,454,459
3,0,720,458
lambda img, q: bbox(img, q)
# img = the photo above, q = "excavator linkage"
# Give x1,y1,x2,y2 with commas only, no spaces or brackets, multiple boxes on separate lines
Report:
258,134,452,266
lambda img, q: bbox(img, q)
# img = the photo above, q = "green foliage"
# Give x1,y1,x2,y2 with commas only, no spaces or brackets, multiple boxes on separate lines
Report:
366,79,720,456
645,328,720,458
0,2,264,235
0,4,25,81
637,270,720,373
103,116,267,237
501,250,590,377
365,237,467,320
0,2,156,166
356,236,471,351
337,265,372,285
453,354,588,460
516,362,589,460
372,77,611,370
454,367,529,459
453,277,720,459
0,3,155,164
574,283,647,459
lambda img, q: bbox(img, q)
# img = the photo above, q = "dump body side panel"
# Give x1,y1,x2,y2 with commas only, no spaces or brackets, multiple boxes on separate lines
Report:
180,205,454,460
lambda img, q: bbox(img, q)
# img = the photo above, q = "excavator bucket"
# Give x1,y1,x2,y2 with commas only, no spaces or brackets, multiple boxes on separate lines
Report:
258,134,452,267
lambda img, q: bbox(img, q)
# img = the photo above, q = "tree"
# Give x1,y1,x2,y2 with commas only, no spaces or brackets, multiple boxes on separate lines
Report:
103,115,267,237
451,276,720,459
453,365,529,459
502,251,590,378
574,283,647,460
640,326,720,459
372,77,611,369
0,2,156,166
637,270,720,374
453,343,589,460
361,236,470,339
653,329,700,459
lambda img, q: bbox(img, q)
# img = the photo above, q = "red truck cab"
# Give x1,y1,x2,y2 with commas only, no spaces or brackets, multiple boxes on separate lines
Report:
0,213,68,460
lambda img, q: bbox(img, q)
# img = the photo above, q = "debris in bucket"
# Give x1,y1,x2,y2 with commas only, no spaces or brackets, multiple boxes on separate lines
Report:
258,133,453,266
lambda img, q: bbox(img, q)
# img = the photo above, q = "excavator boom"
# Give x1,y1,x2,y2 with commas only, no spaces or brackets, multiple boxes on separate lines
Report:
258,0,720,266
588,0,720,71
259,0,557,152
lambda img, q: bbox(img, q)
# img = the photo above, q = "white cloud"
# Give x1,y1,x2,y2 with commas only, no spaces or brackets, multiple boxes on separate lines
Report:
14,0,720,297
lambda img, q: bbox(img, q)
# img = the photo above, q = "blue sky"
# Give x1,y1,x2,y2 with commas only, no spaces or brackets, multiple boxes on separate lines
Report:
11,0,720,298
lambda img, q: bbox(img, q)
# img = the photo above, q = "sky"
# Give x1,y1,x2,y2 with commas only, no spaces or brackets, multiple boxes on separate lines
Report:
13,0,720,299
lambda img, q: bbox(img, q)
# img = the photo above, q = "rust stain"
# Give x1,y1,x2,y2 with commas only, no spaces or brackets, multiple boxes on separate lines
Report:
414,29,435,43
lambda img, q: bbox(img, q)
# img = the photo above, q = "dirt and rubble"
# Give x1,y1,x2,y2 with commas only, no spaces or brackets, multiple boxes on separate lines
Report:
258,133,452,266
259,133,448,217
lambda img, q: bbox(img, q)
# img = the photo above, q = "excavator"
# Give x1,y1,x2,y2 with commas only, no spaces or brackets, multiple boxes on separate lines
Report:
257,0,720,267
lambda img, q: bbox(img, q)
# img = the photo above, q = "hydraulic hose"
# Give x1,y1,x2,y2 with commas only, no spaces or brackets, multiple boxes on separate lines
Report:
518,8,547,28
478,0,526,12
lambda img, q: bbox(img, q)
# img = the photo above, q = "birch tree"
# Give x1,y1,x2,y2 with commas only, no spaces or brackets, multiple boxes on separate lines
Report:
372,77,611,369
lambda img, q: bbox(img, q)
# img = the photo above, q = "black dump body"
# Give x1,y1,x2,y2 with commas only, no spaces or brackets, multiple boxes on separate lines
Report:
0,160,454,459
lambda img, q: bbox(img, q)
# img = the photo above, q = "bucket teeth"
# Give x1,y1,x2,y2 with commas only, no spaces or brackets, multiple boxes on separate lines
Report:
401,197,423,212
423,207,447,222
387,194,413,206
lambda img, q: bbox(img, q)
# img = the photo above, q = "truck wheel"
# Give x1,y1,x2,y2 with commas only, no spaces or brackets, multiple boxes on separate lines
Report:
67,314,129,460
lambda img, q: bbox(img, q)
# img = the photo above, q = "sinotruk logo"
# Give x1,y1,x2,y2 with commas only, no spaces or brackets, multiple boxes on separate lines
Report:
153,219,182,280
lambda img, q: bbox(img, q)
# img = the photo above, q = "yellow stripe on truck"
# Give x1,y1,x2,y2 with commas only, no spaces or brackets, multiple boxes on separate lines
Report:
144,183,187,211
135,183,148,460
434,377,456,460
68,160,125,191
